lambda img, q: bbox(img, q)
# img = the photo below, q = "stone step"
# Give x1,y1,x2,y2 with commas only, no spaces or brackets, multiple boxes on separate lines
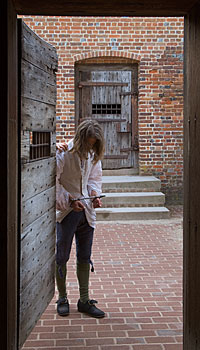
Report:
102,192,165,207
103,168,139,176
102,175,161,192
96,206,170,221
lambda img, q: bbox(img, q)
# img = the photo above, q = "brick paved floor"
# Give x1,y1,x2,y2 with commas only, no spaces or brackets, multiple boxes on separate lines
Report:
22,207,183,350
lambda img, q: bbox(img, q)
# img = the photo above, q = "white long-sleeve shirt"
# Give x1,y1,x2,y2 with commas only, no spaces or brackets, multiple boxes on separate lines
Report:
56,140,102,228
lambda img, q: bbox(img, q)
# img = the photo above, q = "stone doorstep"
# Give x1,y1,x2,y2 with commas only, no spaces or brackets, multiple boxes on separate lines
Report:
102,192,165,207
102,175,161,183
102,168,139,176
96,206,170,220
102,175,161,192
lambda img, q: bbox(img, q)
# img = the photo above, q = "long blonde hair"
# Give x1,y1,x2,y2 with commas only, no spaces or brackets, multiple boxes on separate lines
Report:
70,119,105,163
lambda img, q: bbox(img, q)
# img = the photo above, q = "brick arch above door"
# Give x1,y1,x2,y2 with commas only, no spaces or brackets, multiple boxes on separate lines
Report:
73,50,141,64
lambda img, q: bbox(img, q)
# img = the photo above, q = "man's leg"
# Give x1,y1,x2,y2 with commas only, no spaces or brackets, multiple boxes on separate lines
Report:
75,213,105,318
55,263,67,299
76,261,90,303
56,210,84,316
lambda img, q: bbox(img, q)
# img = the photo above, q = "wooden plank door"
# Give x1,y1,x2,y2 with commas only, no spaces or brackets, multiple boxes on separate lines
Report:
18,20,57,348
77,66,138,169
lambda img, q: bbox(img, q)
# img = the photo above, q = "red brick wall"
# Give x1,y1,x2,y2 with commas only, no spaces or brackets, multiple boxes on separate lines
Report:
19,16,184,202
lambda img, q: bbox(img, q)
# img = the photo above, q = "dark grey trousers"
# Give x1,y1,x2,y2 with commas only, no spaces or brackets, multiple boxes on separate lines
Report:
56,210,94,268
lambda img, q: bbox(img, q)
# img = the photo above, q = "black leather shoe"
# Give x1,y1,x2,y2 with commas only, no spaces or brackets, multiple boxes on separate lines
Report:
77,299,105,318
56,297,69,316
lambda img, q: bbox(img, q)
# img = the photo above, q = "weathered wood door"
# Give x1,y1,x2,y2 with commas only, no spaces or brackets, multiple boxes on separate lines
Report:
18,20,57,348
76,64,138,169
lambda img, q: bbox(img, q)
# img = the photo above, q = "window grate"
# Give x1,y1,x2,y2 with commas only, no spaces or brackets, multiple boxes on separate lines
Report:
92,104,121,115
30,131,51,160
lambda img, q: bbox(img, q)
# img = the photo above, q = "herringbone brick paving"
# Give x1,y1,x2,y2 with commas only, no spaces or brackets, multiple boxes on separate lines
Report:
22,206,183,350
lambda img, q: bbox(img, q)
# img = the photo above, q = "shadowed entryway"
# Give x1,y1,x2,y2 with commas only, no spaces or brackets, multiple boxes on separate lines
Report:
3,1,200,350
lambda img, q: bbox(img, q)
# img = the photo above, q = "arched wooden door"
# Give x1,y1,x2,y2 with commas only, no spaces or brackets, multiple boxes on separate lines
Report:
75,64,139,170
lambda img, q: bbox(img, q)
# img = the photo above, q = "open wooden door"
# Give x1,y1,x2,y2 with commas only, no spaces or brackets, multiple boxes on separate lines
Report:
18,20,57,348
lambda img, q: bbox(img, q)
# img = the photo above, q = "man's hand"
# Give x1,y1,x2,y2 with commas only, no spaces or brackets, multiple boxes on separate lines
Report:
92,197,102,208
56,201,68,211
56,143,68,153
91,190,102,208
70,200,85,212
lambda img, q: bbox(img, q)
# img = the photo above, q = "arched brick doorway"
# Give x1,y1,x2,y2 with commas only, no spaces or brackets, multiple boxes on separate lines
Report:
75,55,139,170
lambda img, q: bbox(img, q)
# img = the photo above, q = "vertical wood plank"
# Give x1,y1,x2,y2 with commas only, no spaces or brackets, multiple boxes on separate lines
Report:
3,2,19,350
81,87,92,118
1,8,8,349
80,70,92,119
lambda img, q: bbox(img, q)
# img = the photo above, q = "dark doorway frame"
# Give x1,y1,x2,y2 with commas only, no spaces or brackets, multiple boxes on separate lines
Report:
2,0,200,349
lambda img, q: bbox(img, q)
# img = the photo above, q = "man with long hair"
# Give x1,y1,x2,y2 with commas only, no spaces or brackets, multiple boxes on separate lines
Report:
56,119,105,318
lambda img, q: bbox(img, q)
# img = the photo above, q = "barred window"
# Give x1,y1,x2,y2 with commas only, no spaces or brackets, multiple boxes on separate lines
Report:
30,131,51,160
92,104,121,115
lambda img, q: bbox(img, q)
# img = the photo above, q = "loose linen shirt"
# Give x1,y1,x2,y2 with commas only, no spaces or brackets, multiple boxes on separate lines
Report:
56,140,102,228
